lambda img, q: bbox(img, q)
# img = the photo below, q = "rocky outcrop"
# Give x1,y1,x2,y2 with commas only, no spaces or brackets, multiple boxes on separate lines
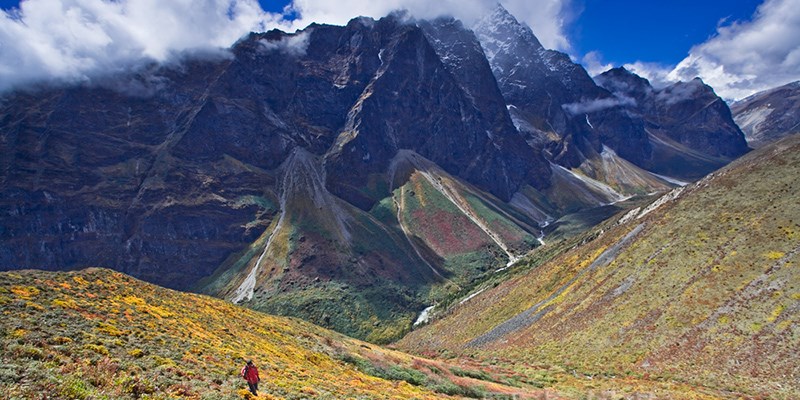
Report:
472,4,651,170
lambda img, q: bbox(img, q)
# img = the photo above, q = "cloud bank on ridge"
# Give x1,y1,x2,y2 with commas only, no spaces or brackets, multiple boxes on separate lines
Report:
0,0,796,100
0,0,573,93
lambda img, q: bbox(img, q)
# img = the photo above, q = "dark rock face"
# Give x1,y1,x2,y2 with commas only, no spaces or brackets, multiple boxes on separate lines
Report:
417,17,551,192
731,81,800,148
651,79,750,158
0,14,549,291
0,63,275,289
324,17,548,208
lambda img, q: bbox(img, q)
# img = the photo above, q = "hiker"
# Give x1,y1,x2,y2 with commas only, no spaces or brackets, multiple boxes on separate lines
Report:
241,360,260,396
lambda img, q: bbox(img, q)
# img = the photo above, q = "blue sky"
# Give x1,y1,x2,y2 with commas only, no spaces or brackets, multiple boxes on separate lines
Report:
0,0,798,100
571,0,762,66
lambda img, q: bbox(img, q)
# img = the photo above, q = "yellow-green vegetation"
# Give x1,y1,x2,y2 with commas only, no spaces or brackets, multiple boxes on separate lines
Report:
0,268,559,399
400,134,800,399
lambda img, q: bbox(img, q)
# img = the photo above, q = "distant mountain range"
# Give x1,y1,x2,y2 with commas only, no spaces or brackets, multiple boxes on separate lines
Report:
0,4,754,341
731,80,800,148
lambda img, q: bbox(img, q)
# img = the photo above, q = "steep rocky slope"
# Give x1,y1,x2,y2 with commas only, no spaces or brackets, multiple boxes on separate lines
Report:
596,67,750,179
400,134,800,398
731,80,800,148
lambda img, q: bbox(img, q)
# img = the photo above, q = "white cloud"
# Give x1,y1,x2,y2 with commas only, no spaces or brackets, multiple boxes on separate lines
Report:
667,0,800,100
501,0,576,51
622,61,675,89
654,79,704,105
285,0,486,28
0,0,575,93
613,0,800,100
0,0,281,92
561,94,636,116
581,51,613,77
286,0,574,51
259,31,310,56
579,0,800,100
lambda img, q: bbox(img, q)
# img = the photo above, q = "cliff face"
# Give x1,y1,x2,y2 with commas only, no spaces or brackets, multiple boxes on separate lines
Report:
596,68,750,178
473,5,651,170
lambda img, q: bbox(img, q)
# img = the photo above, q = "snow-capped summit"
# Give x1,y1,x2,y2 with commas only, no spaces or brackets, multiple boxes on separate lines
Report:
473,4,544,68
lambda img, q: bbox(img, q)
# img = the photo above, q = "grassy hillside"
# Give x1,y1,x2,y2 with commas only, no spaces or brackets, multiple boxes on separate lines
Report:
400,134,800,398
0,268,564,399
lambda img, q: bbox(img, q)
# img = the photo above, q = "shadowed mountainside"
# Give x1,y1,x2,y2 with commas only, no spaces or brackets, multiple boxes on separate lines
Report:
0,8,750,343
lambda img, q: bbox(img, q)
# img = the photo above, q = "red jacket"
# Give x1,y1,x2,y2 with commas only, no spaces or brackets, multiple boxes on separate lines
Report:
241,364,259,384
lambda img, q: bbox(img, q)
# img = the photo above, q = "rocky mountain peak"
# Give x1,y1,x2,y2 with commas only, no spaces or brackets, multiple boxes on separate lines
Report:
594,66,653,104
473,3,544,66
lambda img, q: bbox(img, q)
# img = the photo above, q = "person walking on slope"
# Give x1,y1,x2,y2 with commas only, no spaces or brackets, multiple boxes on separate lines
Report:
241,360,260,396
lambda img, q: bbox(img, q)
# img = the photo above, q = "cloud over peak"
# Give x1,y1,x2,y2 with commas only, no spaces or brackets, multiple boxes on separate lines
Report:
0,0,277,91
667,0,800,100
0,0,575,93
614,0,800,100
285,0,575,50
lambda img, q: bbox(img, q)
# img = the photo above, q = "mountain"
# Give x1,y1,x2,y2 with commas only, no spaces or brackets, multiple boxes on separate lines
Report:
399,134,800,398
731,80,800,148
595,67,750,179
0,14,560,343
474,5,749,183
0,267,557,399
0,7,753,343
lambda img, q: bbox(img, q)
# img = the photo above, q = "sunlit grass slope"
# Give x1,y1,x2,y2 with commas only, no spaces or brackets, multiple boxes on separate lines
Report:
0,268,552,399
400,134,800,399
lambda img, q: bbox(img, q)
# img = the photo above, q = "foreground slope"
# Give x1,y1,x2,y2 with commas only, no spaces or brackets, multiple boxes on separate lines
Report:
400,134,800,398
0,268,563,399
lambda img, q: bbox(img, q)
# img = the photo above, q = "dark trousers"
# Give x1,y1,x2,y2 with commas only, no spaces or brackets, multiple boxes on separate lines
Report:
247,382,258,395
